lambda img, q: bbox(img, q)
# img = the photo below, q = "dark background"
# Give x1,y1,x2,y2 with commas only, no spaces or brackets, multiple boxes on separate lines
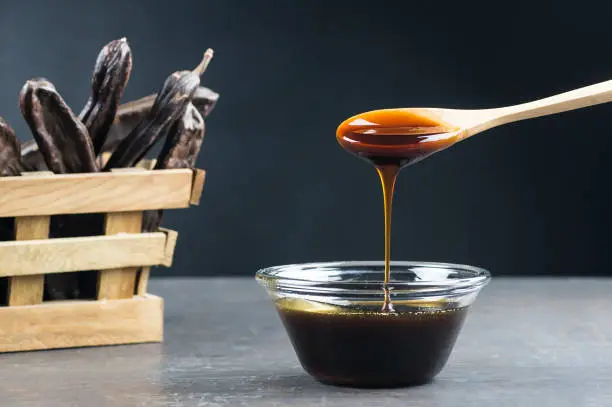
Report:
1,0,611,276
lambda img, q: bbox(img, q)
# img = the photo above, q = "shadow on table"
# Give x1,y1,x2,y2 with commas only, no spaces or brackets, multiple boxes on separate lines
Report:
162,370,437,401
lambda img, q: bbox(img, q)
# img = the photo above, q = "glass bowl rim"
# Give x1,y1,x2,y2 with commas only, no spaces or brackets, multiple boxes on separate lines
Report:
256,260,491,297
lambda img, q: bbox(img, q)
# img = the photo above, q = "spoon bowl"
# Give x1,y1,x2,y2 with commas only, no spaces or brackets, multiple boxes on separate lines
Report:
337,78,612,164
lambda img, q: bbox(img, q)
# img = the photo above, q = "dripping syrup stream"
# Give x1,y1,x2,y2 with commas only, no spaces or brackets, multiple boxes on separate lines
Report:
376,164,399,313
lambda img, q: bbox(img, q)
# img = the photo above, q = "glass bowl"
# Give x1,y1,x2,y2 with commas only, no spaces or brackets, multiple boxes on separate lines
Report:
256,261,491,388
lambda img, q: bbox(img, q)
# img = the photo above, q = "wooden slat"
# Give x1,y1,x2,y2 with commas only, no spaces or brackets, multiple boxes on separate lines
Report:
8,216,50,305
136,267,151,295
97,211,143,300
0,233,167,277
8,171,52,306
0,294,163,353
159,227,179,267
136,227,178,295
0,169,192,217
189,169,206,205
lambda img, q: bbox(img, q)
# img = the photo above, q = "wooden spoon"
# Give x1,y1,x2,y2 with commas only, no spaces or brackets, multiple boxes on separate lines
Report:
426,78,612,138
337,79,612,165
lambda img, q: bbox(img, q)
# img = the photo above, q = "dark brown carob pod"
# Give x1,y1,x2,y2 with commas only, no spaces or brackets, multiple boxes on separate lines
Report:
0,118,22,302
19,78,98,174
20,140,47,171
142,102,205,232
190,86,219,119
104,49,214,169
0,120,22,302
0,118,21,249
19,78,99,300
19,134,94,299
0,118,24,176
155,102,205,170
80,38,132,155
140,52,214,232
102,86,218,155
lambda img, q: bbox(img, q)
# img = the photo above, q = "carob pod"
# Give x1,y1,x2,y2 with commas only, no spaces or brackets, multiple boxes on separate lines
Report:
102,86,218,155
19,78,98,174
155,103,205,170
0,118,24,176
72,40,132,296
139,51,213,232
23,86,219,165
19,78,100,300
104,49,214,169
142,102,206,232
0,118,21,244
190,86,219,119
0,119,23,303
20,140,47,171
79,38,132,155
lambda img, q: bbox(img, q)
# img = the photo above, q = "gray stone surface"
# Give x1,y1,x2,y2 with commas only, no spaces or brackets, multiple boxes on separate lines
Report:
0,277,611,406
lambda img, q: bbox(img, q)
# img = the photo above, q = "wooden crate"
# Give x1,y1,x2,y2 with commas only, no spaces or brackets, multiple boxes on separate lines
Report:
0,160,205,352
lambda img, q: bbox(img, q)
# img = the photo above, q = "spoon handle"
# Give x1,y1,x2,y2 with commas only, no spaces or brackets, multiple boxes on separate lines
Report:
493,79,612,125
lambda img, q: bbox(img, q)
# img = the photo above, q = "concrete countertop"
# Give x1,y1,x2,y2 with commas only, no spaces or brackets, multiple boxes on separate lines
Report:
1,277,610,407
